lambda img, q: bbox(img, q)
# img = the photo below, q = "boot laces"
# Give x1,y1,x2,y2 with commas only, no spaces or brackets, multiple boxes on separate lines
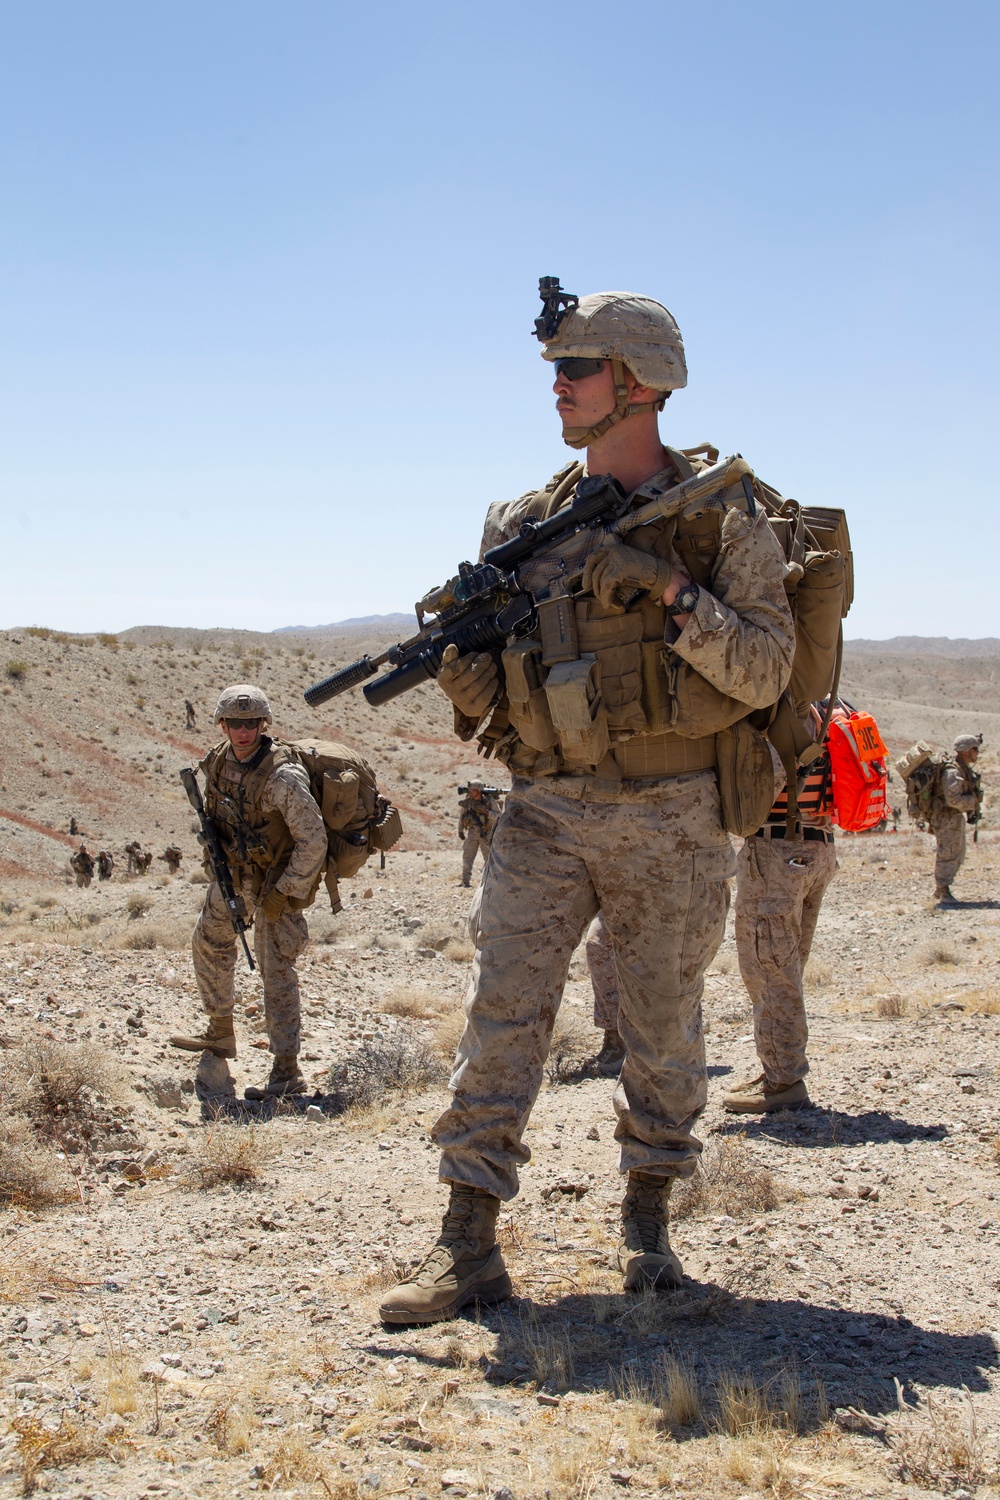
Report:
623,1180,669,1254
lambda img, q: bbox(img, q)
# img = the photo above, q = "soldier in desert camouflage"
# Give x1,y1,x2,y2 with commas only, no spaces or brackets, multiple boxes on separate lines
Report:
97,849,114,881
381,283,794,1325
159,845,183,875
170,685,327,1099
458,780,501,887
931,734,984,903
70,845,95,888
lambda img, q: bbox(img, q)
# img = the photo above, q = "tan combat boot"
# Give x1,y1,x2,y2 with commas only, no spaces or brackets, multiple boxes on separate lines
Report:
379,1184,512,1326
595,1028,626,1077
618,1172,683,1291
169,1014,237,1058
244,1054,307,1101
723,1074,810,1113
934,883,957,904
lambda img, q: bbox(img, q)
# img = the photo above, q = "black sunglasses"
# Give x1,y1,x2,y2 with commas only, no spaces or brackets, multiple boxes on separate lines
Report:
224,717,264,731
553,357,606,381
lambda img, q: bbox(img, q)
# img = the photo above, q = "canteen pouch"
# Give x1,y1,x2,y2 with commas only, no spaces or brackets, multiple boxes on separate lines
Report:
502,641,558,751
787,550,845,712
544,656,610,769
715,718,775,836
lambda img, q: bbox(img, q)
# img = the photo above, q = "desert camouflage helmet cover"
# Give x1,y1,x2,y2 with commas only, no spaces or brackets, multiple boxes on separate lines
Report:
468,778,485,790
213,684,272,724
539,291,688,393
954,733,983,754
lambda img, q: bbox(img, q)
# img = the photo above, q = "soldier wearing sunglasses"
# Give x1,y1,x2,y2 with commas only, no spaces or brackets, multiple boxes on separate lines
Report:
380,284,794,1325
170,683,327,1100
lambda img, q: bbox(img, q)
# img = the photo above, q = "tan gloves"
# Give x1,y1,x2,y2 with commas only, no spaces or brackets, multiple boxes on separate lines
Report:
437,643,498,721
262,889,288,922
582,544,675,611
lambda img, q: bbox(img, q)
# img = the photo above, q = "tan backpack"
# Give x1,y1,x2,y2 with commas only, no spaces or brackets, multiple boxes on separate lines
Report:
288,740,403,913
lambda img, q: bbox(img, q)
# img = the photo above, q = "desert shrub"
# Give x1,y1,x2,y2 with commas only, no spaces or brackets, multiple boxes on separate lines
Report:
24,626,52,639
886,1379,990,1489
121,929,156,950
674,1132,781,1221
5,660,28,681
919,941,959,967
546,1012,602,1083
0,1116,72,1208
96,633,120,650
190,1121,275,1189
877,992,909,1018
379,987,445,1020
12,1412,117,1494
326,1030,446,1108
126,891,153,920
1,1042,134,1160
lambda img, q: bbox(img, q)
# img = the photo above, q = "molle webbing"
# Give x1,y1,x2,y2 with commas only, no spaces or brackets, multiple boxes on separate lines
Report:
612,733,716,778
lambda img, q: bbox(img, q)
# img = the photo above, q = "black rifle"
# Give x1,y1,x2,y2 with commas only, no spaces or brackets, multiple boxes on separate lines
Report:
304,455,749,712
180,767,255,971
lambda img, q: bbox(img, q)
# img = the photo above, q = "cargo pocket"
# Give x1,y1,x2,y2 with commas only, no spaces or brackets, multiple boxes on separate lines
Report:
753,900,798,973
328,830,371,879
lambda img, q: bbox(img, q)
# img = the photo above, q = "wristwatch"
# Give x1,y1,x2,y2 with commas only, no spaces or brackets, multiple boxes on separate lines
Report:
665,582,700,616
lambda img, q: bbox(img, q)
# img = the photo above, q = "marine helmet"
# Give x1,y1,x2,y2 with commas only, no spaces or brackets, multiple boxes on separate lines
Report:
213,683,272,725
954,733,983,755
468,778,485,791
536,284,688,449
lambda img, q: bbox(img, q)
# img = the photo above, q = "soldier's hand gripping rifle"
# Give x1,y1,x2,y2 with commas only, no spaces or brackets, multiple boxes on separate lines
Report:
179,767,256,972
304,454,752,712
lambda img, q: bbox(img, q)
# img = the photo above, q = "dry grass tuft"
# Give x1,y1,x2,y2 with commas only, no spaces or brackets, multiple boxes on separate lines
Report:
545,1011,601,1084
189,1120,276,1189
0,1115,73,1209
919,940,959,967
877,992,909,1018
674,1132,783,1221
327,1030,447,1109
125,891,153,920
263,1426,332,1490
518,1307,576,1390
12,1413,120,1495
886,1379,992,1489
378,986,448,1020
207,1390,257,1454
442,936,474,962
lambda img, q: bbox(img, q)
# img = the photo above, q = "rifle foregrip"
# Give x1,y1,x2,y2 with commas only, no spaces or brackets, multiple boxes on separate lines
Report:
304,658,376,706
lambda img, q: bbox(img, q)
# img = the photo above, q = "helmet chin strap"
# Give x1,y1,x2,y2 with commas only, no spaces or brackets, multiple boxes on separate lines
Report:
560,358,666,450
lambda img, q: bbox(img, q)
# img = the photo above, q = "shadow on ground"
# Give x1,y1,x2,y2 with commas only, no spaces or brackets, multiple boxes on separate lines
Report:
715,1108,949,1149
375,1283,996,1433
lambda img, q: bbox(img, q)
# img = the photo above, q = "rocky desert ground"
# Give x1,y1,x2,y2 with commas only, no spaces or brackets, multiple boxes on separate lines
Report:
2,622,1000,1500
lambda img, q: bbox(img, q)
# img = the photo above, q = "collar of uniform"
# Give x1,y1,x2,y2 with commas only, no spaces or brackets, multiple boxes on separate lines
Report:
225,735,272,771
580,461,680,507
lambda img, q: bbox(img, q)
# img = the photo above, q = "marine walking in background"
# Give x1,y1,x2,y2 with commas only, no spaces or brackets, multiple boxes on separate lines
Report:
70,845,95,888
97,849,114,881
458,780,502,887
381,278,798,1325
930,735,984,904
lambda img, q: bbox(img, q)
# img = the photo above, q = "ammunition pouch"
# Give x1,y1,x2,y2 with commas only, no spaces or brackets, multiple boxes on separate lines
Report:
715,718,775,836
544,657,610,770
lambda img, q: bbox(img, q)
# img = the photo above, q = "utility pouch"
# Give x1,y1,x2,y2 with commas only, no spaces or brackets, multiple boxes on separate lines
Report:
321,768,361,831
576,597,646,733
715,718,775,836
328,829,371,880
537,594,579,665
544,656,610,769
640,640,672,731
502,641,558,751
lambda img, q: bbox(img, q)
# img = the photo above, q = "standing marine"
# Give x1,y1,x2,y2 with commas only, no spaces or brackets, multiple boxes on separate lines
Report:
380,281,794,1324
97,850,114,881
169,685,327,1098
185,699,197,730
70,845,95,888
458,780,502,887
931,734,984,904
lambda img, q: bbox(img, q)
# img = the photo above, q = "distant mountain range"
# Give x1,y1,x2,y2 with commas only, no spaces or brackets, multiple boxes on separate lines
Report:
274,614,414,633
846,637,1000,657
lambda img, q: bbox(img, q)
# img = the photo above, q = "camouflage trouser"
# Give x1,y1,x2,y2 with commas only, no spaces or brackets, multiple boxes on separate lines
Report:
734,834,837,1089
74,872,92,889
931,808,967,885
586,913,621,1029
461,829,490,884
432,772,735,1199
192,881,308,1055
